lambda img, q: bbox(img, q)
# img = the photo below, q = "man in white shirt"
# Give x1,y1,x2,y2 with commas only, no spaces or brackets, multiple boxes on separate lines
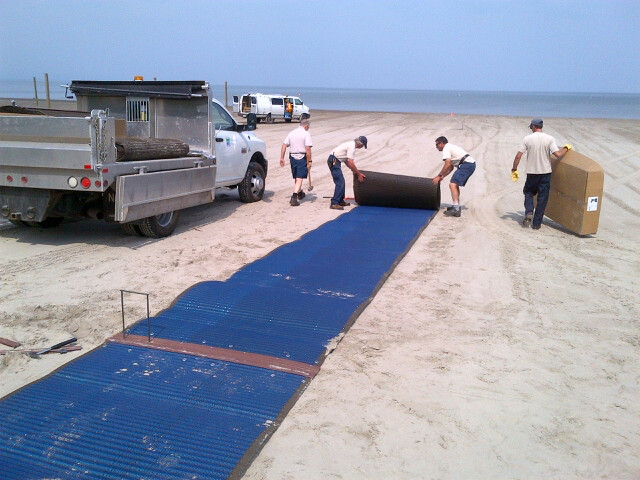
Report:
280,119,313,206
433,136,476,217
511,118,570,229
327,136,367,210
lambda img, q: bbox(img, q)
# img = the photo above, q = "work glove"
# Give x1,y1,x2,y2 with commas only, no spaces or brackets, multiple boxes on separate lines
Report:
564,144,573,150
511,170,519,182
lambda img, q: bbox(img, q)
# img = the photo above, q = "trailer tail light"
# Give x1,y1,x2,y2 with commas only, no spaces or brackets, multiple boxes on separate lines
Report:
68,177,78,188
21,177,28,183
95,180,102,187
81,177,91,189
6,175,12,182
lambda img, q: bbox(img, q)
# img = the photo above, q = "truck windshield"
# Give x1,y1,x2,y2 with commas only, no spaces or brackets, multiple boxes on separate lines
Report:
211,102,235,131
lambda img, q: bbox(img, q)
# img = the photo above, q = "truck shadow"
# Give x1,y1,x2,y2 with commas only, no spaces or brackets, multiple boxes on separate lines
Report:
0,189,276,247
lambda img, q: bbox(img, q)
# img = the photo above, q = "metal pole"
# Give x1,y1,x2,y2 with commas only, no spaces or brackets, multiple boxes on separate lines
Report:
33,77,39,107
146,294,151,342
121,290,126,338
120,289,151,341
45,73,50,108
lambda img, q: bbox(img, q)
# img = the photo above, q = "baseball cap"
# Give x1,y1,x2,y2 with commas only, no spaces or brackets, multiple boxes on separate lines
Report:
529,118,543,128
357,135,368,148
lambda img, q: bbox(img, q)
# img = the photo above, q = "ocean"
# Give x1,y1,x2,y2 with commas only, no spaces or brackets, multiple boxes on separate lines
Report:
1,79,638,120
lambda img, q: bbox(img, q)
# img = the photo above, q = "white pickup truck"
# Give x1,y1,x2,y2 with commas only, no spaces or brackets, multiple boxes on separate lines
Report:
0,80,268,237
233,93,310,123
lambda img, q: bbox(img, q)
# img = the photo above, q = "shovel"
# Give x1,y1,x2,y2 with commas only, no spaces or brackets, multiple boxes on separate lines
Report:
28,337,77,359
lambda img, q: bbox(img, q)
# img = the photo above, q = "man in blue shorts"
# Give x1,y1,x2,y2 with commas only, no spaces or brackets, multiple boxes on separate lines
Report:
280,118,313,206
432,136,476,217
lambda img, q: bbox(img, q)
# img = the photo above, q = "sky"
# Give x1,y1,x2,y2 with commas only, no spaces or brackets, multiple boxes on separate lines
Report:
1,0,639,94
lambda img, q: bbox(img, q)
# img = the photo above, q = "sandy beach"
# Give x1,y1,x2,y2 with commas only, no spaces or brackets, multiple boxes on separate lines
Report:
0,105,638,479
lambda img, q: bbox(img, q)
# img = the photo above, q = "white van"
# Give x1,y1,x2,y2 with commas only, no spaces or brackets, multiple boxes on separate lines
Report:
233,93,310,123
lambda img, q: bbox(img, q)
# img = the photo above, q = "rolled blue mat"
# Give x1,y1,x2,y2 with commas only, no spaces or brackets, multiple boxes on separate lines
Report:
353,170,441,210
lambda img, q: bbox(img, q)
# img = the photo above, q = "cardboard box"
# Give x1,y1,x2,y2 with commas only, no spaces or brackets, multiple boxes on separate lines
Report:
544,149,604,235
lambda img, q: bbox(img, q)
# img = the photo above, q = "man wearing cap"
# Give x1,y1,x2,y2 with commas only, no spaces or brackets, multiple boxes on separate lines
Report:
511,118,570,229
327,136,367,210
280,118,313,207
432,136,476,217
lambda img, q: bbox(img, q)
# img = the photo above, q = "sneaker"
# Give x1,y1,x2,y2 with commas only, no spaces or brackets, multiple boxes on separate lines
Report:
531,224,541,230
339,201,350,207
297,191,306,200
445,205,457,212
443,208,461,217
290,194,300,207
330,204,344,210
522,212,533,227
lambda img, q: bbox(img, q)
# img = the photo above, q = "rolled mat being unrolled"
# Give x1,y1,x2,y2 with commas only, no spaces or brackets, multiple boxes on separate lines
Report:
115,137,190,162
353,170,441,210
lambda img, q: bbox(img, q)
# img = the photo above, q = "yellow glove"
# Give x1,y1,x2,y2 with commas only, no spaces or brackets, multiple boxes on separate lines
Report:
564,144,573,150
511,170,519,182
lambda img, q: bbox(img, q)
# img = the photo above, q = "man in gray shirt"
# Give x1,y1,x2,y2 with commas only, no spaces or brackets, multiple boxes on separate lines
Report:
511,118,570,229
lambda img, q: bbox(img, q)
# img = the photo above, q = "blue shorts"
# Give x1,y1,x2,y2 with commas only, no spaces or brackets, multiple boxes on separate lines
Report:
451,162,476,186
290,156,308,179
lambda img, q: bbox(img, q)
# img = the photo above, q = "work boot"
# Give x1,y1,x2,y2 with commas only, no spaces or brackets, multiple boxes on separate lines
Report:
297,191,306,200
339,201,350,207
444,208,461,217
330,204,344,210
290,194,300,207
522,212,533,227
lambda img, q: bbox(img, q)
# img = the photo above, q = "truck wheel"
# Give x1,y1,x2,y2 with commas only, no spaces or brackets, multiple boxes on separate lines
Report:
285,118,292,123
238,162,266,203
138,211,180,238
266,113,274,124
300,113,309,122
25,217,64,228
120,222,143,236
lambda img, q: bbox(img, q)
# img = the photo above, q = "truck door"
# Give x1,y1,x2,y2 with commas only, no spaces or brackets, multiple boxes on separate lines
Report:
232,95,239,113
211,100,249,186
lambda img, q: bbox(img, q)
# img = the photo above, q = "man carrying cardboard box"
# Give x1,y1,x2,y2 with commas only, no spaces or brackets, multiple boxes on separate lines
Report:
511,118,571,230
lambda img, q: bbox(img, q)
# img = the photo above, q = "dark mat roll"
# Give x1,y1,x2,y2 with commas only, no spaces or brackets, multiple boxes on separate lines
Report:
115,137,190,161
353,170,441,210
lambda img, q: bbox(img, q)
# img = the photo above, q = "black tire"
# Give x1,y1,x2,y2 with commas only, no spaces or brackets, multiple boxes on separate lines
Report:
300,113,309,122
266,113,274,124
25,217,64,228
120,222,143,236
137,211,180,238
285,118,292,123
238,162,266,203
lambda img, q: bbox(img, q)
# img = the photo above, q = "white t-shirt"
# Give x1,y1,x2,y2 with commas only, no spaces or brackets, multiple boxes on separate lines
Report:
442,143,474,166
283,126,313,160
518,132,559,174
332,140,357,162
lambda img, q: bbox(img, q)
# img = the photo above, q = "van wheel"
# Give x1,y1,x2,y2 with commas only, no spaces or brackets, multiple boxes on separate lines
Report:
300,113,309,122
238,162,266,203
138,211,180,238
266,113,274,124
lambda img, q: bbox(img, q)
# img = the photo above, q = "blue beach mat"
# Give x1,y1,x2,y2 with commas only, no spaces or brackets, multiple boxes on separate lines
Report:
0,206,436,479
